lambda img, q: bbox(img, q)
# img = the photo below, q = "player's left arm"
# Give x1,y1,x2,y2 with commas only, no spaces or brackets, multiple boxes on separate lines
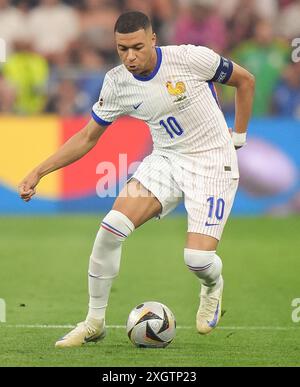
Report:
225,62,256,149
187,45,255,149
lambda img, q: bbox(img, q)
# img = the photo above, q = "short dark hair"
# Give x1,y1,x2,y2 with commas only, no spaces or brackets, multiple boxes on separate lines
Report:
114,11,151,34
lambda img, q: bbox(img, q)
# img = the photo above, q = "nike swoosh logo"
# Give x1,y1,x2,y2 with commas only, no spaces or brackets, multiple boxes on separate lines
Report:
84,333,100,343
133,102,143,110
205,221,220,227
207,301,220,328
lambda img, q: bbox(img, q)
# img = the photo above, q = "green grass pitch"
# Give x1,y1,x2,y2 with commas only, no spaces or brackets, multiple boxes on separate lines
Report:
0,215,300,367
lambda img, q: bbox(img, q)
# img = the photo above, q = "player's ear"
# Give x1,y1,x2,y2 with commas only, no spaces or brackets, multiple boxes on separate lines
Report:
151,32,157,47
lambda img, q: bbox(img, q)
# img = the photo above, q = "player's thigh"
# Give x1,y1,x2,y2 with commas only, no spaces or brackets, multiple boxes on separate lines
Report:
113,178,162,229
185,177,239,249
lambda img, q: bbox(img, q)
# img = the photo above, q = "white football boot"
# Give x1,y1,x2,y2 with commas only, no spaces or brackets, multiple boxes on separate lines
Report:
55,318,106,348
196,276,224,335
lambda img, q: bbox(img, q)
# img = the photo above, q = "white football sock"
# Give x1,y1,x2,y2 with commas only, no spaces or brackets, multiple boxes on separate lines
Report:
184,249,223,289
86,210,135,324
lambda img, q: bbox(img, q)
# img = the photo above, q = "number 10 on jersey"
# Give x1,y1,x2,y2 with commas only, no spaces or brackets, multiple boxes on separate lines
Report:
160,117,184,138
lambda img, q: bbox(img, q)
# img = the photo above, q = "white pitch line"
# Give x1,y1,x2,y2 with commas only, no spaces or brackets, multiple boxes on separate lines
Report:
0,324,299,331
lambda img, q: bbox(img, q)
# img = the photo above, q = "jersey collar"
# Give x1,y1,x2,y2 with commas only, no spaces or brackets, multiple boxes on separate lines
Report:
133,47,162,82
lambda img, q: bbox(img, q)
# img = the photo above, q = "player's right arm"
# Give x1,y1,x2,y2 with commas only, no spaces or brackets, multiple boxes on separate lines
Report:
18,119,106,202
19,71,124,202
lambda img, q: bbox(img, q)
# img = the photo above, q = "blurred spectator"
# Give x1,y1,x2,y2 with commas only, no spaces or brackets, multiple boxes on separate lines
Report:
0,0,299,117
218,0,240,20
151,0,176,45
277,0,300,39
123,0,175,45
1,39,49,114
273,62,300,119
123,0,152,15
78,0,119,59
219,0,278,22
0,0,28,55
46,44,106,116
46,79,87,116
0,75,16,113
27,0,80,57
229,19,290,116
255,0,278,21
226,0,260,50
278,0,295,8
173,0,228,53
76,45,106,111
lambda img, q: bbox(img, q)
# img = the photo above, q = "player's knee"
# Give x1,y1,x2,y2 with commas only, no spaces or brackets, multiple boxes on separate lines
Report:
89,211,135,278
184,249,222,283
99,210,135,245
184,249,215,273
91,210,135,253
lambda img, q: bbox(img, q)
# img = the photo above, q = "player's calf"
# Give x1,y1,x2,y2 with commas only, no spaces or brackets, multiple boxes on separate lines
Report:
56,210,135,348
87,210,135,324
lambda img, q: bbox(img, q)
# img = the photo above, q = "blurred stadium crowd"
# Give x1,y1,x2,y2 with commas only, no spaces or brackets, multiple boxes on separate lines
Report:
0,0,300,118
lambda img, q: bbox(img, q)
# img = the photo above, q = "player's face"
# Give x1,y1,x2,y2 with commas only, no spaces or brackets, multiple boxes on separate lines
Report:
115,28,157,76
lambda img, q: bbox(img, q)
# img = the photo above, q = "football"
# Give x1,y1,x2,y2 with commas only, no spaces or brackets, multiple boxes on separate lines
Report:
126,301,176,348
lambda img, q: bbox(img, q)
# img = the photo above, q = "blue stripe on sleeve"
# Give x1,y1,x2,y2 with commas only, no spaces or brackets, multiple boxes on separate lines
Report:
91,110,112,126
211,57,233,84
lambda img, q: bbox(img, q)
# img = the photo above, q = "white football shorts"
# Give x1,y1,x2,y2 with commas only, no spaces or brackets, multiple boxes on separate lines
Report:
130,151,239,240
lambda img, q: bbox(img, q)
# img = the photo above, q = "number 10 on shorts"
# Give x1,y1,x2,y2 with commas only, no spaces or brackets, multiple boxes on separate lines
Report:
207,197,225,221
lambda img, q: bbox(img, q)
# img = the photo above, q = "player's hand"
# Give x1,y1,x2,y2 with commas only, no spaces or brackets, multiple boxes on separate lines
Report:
18,172,40,202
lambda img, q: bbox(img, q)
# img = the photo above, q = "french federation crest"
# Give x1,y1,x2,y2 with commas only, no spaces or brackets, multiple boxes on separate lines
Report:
166,81,187,102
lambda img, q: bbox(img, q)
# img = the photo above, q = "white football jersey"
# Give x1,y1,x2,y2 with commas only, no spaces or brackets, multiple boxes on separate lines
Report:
92,45,239,178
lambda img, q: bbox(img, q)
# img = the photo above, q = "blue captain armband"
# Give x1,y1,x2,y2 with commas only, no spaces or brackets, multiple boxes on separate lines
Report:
211,57,233,84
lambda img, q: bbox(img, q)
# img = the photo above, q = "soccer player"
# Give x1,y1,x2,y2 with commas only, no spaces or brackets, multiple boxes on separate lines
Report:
18,11,255,348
